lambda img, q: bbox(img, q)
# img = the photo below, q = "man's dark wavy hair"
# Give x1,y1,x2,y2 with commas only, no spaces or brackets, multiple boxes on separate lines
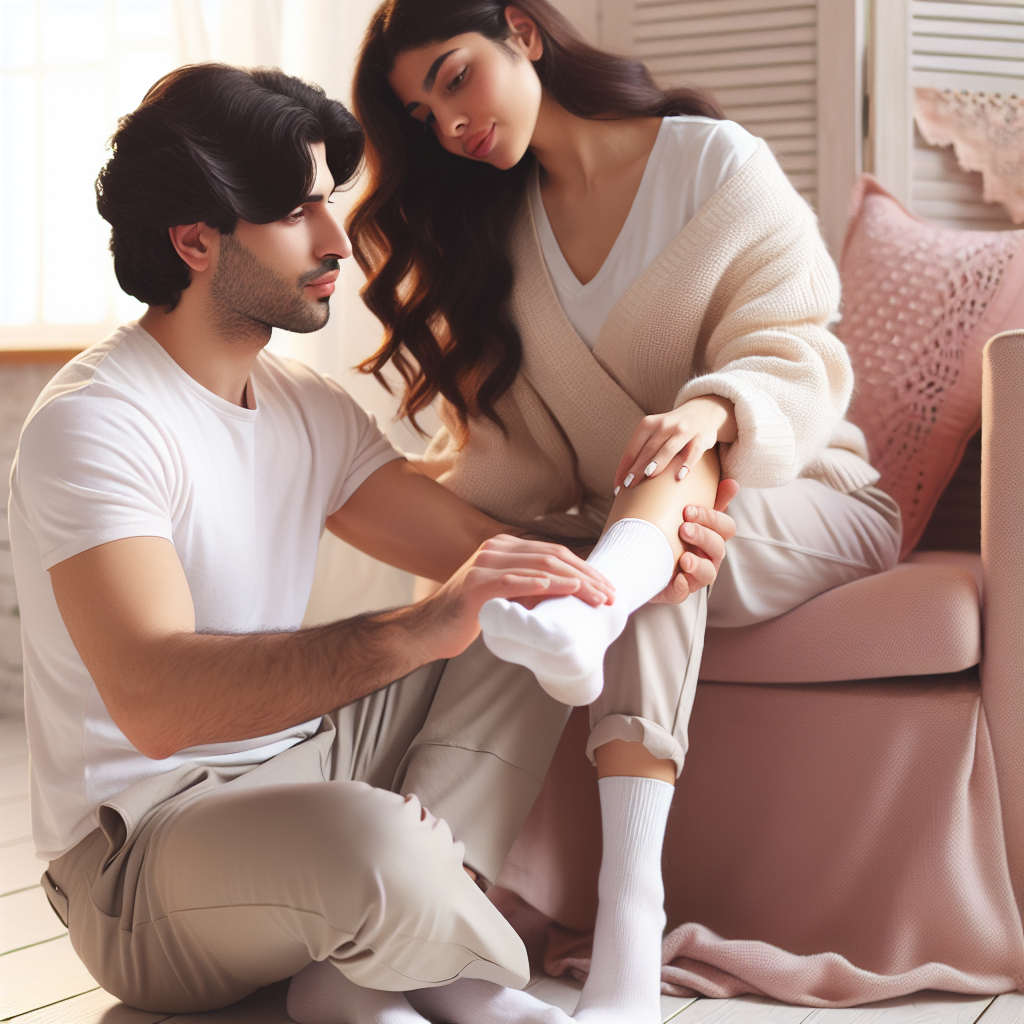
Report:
96,63,364,309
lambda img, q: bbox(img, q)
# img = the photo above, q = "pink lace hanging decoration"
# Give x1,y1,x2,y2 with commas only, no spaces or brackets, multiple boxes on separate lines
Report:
914,88,1024,224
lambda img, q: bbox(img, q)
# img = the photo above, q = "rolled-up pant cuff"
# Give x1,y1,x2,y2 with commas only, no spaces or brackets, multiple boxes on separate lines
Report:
586,714,686,777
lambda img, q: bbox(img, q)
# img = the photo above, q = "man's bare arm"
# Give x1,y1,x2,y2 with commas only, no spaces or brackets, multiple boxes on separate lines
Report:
327,459,615,604
49,532,610,761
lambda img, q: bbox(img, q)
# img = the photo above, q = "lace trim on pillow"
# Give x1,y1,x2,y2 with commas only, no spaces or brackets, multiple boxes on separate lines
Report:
914,88,1024,224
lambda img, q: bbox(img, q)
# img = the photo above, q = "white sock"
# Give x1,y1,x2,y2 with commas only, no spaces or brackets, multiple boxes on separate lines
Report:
408,979,573,1023
573,776,674,1024
479,519,674,705
287,960,427,1024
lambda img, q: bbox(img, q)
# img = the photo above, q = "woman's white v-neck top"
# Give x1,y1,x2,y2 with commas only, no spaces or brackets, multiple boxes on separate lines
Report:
529,116,759,350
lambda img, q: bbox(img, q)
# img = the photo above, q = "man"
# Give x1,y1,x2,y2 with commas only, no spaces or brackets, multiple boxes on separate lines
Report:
9,64,735,1024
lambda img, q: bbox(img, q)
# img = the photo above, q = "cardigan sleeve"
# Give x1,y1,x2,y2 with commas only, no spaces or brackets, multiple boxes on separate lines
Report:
673,166,853,489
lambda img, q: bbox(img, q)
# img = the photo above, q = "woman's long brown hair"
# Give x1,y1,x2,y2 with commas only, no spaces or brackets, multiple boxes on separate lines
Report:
349,0,723,438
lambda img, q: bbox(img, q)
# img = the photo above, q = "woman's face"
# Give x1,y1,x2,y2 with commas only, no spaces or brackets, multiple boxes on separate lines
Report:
388,15,544,170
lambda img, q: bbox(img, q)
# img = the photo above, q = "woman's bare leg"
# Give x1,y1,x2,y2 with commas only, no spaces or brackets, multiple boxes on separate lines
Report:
570,457,720,1023
477,450,719,1023
478,448,720,706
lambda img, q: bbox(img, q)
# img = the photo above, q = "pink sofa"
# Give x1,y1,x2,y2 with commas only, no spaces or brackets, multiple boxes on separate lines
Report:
491,185,1024,1007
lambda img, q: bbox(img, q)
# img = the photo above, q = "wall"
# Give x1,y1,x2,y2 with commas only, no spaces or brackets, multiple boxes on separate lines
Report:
0,362,57,716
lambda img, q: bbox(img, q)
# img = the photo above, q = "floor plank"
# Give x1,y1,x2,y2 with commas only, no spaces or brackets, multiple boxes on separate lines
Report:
6,987,170,1024
525,975,581,1015
981,994,1024,1024
164,980,291,1022
0,934,96,1020
664,993,702,1021
0,838,42,896
0,762,29,801
806,993,993,1023
0,795,30,846
673,995,816,1023
0,886,66,956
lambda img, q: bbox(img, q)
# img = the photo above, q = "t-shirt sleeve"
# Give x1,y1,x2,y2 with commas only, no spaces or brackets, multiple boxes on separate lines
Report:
13,390,177,570
318,376,404,517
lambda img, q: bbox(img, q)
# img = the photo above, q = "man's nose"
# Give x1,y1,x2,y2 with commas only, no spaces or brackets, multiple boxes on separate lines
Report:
319,213,352,262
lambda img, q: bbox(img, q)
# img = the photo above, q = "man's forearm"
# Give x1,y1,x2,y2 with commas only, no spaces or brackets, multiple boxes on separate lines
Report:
121,601,444,760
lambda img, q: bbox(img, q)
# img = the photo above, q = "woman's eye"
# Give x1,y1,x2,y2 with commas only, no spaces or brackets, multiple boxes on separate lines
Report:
447,68,466,91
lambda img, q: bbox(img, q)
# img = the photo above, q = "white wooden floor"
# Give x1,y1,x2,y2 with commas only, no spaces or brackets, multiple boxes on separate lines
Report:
2,717,1022,1024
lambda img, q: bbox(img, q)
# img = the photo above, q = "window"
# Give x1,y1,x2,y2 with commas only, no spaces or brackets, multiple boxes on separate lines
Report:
0,0,186,349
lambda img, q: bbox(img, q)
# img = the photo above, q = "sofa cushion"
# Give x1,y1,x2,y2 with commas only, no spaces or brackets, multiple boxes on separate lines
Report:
699,553,980,683
838,176,1024,559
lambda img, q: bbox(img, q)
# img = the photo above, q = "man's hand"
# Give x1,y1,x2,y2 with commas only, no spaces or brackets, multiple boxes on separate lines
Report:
650,478,739,604
418,534,615,659
48,531,614,760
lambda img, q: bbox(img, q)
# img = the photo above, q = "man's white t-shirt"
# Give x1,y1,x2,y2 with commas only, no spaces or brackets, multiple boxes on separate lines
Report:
530,116,759,349
9,324,402,861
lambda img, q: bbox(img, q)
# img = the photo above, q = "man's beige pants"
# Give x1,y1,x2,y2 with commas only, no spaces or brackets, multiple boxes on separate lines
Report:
43,639,570,1014
43,479,901,1015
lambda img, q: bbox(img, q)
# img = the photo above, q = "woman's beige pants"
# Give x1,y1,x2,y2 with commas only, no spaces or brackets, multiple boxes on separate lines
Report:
587,480,903,772
43,641,570,1014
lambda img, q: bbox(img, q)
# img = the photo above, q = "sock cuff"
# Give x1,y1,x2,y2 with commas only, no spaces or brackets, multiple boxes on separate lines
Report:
597,518,675,570
589,519,675,610
597,775,675,843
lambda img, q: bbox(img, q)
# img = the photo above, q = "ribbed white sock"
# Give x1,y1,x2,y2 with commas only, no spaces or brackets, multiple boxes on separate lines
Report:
287,960,426,1024
572,776,674,1024
479,519,674,705
408,978,573,1023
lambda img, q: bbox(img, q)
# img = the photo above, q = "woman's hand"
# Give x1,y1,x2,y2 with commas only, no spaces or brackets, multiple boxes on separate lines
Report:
650,478,740,604
615,396,738,491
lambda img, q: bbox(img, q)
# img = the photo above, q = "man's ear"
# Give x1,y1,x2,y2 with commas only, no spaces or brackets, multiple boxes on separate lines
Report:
505,6,544,61
168,223,218,274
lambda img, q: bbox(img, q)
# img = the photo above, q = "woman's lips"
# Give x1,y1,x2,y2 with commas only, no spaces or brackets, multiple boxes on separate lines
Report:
467,123,496,159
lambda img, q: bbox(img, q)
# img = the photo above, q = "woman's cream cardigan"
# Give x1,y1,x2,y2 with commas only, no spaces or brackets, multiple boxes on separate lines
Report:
415,141,879,540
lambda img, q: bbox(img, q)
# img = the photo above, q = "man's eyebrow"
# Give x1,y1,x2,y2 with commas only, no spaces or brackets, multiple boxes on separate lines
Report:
423,48,458,91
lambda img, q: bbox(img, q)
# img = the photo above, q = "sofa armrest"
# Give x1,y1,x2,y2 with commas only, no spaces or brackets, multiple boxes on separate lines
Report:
981,329,1024,918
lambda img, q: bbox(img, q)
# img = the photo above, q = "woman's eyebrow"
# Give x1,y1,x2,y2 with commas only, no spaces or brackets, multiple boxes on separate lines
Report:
423,48,458,91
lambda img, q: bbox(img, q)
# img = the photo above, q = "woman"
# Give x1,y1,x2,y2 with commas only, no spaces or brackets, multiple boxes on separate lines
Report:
342,2,900,1022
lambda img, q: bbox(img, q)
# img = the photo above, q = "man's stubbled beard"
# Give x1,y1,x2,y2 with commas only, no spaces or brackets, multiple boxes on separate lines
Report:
209,231,339,341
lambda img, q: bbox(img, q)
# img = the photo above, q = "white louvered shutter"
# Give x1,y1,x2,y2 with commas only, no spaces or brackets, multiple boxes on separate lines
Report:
874,0,1023,230
597,0,863,254
910,0,1024,230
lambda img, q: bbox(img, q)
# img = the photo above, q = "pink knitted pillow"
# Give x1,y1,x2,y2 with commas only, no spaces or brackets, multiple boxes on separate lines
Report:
838,175,1024,559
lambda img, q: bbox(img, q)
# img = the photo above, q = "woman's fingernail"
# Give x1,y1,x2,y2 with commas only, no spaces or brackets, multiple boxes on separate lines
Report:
644,461,657,477
623,473,634,488
613,485,620,496
686,505,697,517
677,466,689,481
